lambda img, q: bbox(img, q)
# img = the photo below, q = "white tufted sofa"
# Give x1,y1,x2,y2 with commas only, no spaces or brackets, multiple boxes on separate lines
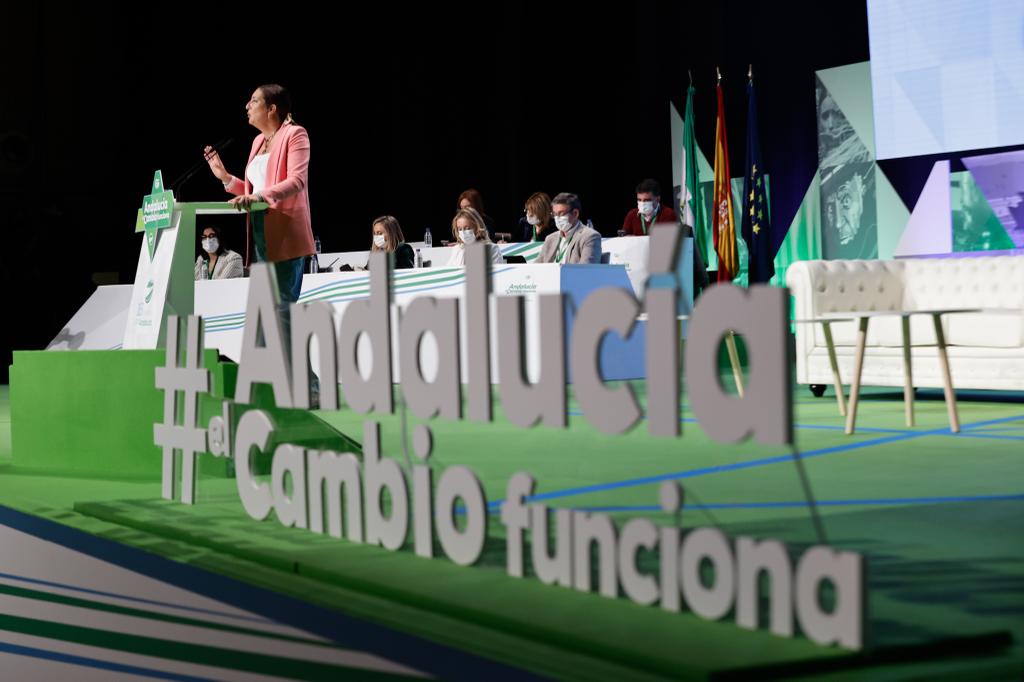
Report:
787,257,1024,391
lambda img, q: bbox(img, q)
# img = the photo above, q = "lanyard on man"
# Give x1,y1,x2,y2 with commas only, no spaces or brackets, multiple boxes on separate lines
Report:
555,229,577,263
640,207,658,235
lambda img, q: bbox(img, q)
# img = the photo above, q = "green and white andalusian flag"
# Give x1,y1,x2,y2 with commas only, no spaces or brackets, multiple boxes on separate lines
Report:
681,85,708,267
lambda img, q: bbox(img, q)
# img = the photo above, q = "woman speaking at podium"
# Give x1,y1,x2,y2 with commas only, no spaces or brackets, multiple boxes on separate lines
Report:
203,84,313,312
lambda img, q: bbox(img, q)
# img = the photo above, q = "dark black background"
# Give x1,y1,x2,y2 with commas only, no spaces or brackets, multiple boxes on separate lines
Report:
1,1,874,381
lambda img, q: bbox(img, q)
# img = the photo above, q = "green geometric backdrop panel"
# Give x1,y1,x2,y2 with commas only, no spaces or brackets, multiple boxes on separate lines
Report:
951,170,1016,252
961,149,1024,250
771,172,822,288
876,166,911,259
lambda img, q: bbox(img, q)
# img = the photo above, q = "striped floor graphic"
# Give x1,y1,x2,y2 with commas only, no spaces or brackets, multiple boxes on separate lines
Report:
0,525,429,680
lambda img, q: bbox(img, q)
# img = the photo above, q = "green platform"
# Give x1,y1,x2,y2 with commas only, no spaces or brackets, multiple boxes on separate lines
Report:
2,351,1023,680
8,350,358,479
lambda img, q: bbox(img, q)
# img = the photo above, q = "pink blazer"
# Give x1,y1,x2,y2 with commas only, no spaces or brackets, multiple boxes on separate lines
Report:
225,122,314,264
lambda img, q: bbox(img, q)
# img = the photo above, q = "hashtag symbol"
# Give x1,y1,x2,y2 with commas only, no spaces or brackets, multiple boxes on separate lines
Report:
154,315,209,504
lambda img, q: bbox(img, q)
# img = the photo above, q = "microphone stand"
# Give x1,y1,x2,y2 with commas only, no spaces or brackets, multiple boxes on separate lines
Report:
170,137,234,200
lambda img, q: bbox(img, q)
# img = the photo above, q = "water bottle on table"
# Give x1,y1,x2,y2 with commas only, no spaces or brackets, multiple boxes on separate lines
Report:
311,235,321,273
424,227,432,249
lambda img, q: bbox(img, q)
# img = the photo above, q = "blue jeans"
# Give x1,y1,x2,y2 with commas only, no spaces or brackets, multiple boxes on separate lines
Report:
252,211,304,307
252,212,318,399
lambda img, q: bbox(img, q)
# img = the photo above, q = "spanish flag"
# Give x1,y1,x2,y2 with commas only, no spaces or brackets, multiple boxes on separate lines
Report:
712,81,738,282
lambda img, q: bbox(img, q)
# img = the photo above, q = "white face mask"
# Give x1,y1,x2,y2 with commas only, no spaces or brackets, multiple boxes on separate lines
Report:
202,237,218,253
554,215,573,231
373,234,387,249
459,229,476,245
638,200,655,216
526,213,541,226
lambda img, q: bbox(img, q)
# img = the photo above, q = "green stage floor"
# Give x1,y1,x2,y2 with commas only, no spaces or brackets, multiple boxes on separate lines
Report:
1,382,1022,680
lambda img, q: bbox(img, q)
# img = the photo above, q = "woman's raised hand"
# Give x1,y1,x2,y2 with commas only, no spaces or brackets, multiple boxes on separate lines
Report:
204,146,229,182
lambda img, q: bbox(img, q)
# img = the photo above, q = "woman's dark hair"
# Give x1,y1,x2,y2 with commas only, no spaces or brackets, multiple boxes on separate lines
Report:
258,84,293,124
199,225,227,259
457,188,486,214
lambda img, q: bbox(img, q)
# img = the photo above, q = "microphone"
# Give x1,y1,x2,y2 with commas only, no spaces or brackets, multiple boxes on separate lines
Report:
169,137,236,199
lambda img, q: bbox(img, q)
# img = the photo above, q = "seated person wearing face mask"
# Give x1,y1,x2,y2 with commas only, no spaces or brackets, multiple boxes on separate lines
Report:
536,192,602,264
621,178,677,236
195,225,244,280
517,191,556,243
446,207,504,266
369,215,415,269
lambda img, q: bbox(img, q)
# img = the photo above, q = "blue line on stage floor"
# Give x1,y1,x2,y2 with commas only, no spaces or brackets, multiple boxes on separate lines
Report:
950,433,1024,441
636,408,1023,440
487,414,1024,510
788,423,913,434
569,492,1024,513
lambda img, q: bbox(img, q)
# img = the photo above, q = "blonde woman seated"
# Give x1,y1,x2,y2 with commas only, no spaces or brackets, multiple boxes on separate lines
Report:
194,225,244,280
446,207,504,267
370,215,416,269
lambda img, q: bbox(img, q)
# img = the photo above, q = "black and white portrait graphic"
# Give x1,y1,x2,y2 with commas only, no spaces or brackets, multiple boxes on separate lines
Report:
821,162,877,259
816,77,876,259
816,79,871,169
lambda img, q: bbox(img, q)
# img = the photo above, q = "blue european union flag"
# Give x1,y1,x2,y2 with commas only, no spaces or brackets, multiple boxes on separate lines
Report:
741,78,775,284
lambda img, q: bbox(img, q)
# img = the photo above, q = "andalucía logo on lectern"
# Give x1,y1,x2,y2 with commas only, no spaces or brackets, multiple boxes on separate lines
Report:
141,170,175,259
